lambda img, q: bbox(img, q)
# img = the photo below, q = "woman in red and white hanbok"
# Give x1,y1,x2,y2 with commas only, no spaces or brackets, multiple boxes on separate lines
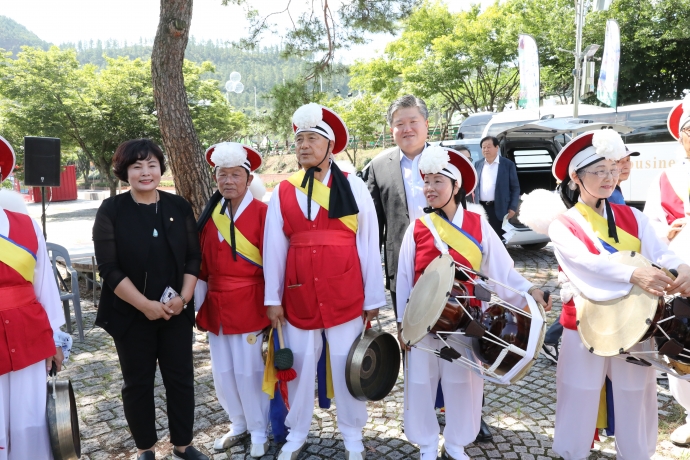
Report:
521,129,690,459
643,95,690,446
396,146,551,460
0,136,66,460
194,142,270,457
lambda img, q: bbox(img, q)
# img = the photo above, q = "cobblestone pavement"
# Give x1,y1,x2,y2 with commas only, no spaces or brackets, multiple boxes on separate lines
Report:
59,246,689,460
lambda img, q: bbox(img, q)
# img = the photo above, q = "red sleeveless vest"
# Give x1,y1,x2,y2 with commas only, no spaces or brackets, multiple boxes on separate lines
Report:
0,210,56,375
278,175,364,330
197,199,270,335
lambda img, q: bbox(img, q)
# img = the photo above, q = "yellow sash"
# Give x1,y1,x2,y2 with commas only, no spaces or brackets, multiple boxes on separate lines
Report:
421,213,482,270
287,170,358,233
212,201,263,267
0,234,36,283
574,202,641,253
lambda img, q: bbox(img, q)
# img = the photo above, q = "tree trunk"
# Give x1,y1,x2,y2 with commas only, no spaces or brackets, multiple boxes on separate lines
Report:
108,177,118,197
151,0,213,217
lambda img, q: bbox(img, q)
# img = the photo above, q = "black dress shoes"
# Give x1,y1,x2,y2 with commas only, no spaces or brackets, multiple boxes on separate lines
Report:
137,452,155,460
475,417,493,443
172,446,210,460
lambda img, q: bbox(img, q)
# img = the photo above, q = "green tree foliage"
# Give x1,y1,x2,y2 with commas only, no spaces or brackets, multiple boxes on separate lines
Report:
584,0,690,104
262,79,326,146
351,0,690,117
59,39,351,112
0,46,246,194
350,2,520,118
332,94,387,167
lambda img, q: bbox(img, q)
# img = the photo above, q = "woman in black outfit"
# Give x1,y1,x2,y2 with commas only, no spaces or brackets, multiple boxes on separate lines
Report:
93,139,207,460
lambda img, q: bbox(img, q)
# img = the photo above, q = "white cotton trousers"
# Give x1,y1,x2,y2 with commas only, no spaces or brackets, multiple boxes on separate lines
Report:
404,334,483,460
208,328,270,444
0,360,53,460
669,376,690,424
553,329,658,460
281,317,368,453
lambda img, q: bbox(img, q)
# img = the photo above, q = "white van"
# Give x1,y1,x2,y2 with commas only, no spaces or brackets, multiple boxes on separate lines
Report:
482,100,681,207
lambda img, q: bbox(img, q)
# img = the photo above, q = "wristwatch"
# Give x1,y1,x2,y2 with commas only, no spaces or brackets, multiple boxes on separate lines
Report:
527,285,539,295
179,294,188,309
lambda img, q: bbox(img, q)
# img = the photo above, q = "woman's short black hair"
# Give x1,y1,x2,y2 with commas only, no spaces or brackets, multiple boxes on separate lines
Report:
112,139,166,183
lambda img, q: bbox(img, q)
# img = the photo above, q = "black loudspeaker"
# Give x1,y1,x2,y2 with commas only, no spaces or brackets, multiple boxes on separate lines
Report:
24,137,61,187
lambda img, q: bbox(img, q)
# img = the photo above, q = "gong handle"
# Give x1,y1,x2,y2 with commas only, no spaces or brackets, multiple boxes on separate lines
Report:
276,322,286,349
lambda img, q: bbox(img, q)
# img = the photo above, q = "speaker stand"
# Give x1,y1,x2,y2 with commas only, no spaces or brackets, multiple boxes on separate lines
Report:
41,186,47,240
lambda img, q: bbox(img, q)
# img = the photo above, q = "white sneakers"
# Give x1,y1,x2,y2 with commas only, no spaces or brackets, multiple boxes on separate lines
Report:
671,423,690,447
213,430,249,451
345,449,365,460
250,441,269,458
277,442,305,460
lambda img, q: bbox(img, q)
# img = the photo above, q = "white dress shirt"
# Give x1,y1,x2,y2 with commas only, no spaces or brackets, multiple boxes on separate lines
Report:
263,166,387,311
479,155,500,202
549,201,685,302
400,147,429,221
396,209,532,321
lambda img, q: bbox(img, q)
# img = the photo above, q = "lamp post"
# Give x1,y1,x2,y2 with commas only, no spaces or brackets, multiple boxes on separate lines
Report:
559,0,601,118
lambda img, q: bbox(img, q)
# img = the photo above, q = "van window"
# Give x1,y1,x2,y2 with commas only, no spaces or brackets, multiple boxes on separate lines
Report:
512,148,554,168
486,121,528,137
458,124,486,139
617,108,675,144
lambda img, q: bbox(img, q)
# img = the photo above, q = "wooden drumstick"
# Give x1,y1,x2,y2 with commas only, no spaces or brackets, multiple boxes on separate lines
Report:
277,322,286,349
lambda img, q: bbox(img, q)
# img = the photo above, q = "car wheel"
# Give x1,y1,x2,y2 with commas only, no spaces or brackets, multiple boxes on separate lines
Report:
521,242,548,250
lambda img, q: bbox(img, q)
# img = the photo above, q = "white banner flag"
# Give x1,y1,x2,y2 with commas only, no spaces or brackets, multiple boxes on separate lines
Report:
597,20,620,108
518,34,540,110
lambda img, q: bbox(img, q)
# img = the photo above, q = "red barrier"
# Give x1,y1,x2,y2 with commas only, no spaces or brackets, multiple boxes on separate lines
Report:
31,165,78,202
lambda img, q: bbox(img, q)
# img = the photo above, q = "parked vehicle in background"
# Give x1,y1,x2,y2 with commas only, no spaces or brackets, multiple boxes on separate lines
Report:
495,118,632,249
482,100,681,206
456,112,496,140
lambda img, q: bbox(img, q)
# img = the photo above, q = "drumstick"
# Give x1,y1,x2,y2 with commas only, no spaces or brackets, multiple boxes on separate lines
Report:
404,350,409,411
277,322,286,349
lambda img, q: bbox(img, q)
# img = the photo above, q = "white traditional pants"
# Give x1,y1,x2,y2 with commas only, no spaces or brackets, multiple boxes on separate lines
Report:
669,377,690,424
208,328,270,445
404,334,483,460
282,317,368,453
0,360,53,460
553,329,657,460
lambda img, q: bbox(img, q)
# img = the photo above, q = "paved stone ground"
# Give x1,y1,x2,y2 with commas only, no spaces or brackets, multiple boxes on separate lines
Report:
54,243,690,460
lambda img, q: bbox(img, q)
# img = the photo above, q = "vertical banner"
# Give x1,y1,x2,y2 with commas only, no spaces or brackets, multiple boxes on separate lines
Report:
597,19,620,108
518,34,540,110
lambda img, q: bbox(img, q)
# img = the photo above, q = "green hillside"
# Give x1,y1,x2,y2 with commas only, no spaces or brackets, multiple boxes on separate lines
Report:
59,38,350,111
0,16,51,55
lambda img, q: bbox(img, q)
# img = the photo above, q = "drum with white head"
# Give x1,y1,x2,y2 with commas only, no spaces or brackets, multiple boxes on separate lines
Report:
401,254,547,386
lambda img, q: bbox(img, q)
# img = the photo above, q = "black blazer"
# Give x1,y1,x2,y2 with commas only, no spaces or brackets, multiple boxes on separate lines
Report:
93,190,201,339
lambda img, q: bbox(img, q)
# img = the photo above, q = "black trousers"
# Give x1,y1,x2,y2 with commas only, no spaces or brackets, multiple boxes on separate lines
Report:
114,313,195,449
482,202,505,240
